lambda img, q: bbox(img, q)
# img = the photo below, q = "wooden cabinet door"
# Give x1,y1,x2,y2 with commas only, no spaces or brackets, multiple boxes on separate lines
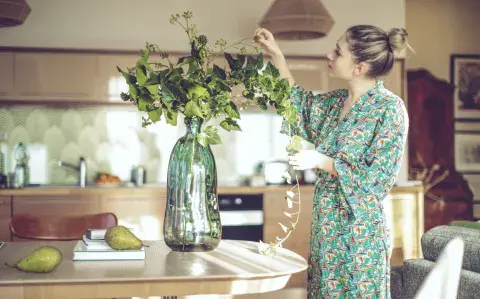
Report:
96,54,139,103
96,53,182,103
13,195,98,216
0,196,11,241
0,53,14,98
263,186,314,288
13,53,99,102
99,193,166,241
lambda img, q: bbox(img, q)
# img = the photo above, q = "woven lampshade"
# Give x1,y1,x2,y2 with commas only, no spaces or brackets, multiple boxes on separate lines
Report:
259,0,334,40
0,0,31,27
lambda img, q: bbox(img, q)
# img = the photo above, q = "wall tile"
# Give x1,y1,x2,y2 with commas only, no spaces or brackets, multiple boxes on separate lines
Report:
0,106,289,185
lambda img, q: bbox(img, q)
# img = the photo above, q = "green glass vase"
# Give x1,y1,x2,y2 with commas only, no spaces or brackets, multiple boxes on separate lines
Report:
163,117,222,252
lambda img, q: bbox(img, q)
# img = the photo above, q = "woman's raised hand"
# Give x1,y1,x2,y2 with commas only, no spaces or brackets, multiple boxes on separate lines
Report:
254,28,283,58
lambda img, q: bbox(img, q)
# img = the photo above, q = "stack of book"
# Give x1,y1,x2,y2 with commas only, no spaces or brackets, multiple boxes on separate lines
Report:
73,228,146,261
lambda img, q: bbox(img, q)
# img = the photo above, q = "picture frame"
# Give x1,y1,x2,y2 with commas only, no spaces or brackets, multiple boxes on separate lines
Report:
451,54,480,120
455,122,480,173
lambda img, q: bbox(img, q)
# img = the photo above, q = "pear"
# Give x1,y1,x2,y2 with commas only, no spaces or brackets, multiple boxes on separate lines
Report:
104,225,146,250
5,246,62,273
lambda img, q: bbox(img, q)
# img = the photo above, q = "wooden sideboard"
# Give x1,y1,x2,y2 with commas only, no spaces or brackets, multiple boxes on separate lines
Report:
0,184,424,288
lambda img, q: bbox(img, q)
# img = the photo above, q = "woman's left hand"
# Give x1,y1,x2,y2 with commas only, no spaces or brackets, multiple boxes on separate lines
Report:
288,150,325,170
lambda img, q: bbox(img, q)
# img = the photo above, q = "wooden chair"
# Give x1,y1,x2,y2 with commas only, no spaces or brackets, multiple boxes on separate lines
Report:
9,212,118,241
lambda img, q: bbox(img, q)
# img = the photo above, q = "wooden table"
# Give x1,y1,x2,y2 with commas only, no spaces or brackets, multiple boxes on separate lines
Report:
0,240,307,299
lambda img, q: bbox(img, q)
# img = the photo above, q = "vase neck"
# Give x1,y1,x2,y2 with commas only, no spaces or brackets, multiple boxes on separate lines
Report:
185,117,203,135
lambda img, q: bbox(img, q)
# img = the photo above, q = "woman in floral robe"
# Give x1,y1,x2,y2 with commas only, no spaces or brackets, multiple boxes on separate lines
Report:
255,25,411,298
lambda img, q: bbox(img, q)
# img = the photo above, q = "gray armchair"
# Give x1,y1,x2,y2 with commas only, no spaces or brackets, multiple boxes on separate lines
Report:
391,225,480,299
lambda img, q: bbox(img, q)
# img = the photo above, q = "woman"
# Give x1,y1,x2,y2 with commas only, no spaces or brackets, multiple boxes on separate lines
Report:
255,25,410,298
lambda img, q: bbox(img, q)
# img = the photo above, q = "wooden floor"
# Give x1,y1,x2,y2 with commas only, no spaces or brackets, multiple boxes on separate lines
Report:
132,288,307,299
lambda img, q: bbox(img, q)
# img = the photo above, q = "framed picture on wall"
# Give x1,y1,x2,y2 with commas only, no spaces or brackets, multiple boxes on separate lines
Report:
455,123,480,173
451,54,480,119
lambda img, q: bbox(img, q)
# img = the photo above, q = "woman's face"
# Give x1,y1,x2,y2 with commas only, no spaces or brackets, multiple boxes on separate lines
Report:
326,34,360,80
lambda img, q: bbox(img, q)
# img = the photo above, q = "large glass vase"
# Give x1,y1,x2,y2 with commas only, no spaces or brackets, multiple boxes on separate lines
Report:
163,117,222,252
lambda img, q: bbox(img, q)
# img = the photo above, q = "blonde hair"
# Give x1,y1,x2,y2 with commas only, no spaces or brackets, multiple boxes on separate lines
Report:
346,25,413,78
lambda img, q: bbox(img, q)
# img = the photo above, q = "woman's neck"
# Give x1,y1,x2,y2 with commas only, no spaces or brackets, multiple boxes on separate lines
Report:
346,77,377,102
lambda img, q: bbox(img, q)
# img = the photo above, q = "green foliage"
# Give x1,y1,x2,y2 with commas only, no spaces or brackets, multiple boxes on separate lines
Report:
117,10,296,147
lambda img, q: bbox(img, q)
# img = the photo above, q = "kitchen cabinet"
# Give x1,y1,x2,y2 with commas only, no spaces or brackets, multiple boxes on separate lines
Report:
263,186,314,288
0,53,14,97
96,54,140,103
99,194,166,241
12,53,99,102
0,196,11,241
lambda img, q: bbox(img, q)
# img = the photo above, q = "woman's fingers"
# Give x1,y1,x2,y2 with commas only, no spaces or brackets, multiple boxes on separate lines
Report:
254,28,274,42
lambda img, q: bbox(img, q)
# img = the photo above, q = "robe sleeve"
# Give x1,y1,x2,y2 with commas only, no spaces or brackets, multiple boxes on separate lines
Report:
333,99,409,219
280,84,344,143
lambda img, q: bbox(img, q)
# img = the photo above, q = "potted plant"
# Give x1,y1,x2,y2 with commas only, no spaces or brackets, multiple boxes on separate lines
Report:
118,11,300,253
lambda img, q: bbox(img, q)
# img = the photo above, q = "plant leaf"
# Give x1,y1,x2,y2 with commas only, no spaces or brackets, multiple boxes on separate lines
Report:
161,83,176,103
148,107,162,122
256,53,264,69
212,64,227,80
117,66,136,84
129,84,138,99
224,53,245,71
137,96,152,112
204,125,222,145
220,118,241,132
136,66,148,86
224,102,240,119
165,110,178,126
246,56,257,70
184,101,203,118
197,133,209,147
145,84,159,95
283,106,297,125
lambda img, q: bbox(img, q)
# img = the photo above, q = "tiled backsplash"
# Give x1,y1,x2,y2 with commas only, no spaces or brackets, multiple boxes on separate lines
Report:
0,106,293,185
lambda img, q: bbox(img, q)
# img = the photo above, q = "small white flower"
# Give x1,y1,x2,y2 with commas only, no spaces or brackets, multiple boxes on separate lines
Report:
282,171,292,184
286,191,295,199
258,240,269,255
286,197,293,209
284,211,292,218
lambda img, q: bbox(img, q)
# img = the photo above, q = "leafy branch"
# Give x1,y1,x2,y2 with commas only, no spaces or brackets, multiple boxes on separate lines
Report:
117,10,296,148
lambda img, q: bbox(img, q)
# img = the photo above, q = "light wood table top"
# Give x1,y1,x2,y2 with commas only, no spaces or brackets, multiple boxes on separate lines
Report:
0,240,307,299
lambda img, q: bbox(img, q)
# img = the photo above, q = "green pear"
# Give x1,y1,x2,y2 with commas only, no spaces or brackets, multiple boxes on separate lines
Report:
104,225,146,250
5,246,62,273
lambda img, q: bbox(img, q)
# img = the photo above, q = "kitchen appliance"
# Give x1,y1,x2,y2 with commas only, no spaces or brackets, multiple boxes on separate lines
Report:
131,166,147,186
218,193,263,242
261,158,302,185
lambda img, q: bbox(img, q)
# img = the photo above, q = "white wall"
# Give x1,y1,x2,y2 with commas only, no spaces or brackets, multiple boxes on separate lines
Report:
0,0,405,55
406,0,480,81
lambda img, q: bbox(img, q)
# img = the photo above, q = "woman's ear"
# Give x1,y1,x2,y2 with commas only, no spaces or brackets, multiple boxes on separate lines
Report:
353,62,369,76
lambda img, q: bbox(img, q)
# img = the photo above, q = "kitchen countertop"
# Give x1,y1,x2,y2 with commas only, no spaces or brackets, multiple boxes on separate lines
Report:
0,182,424,197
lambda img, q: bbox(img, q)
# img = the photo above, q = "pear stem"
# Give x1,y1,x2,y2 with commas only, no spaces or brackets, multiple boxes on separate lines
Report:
4,262,16,269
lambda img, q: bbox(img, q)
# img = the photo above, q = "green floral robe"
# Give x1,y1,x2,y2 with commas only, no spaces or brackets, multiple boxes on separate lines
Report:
281,80,409,298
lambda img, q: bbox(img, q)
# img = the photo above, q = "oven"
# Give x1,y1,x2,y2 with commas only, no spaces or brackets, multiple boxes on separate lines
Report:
218,193,263,242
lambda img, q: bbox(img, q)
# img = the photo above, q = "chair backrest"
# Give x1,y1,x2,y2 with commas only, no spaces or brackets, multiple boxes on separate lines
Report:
10,212,118,241
414,237,465,299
